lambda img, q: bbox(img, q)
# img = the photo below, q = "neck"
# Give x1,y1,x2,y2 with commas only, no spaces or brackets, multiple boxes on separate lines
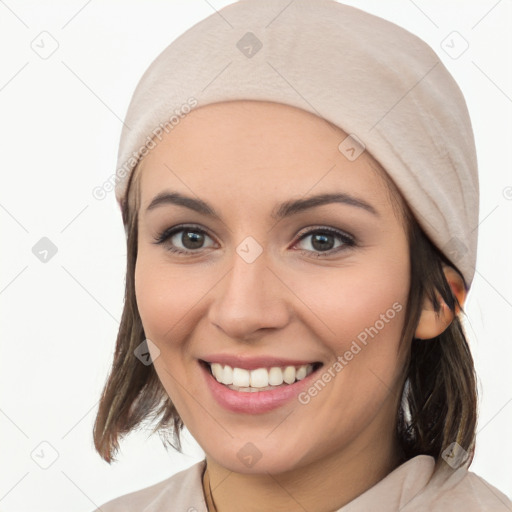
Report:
202,425,402,512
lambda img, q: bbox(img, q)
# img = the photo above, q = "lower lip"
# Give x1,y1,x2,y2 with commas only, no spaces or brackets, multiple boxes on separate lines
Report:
200,361,321,414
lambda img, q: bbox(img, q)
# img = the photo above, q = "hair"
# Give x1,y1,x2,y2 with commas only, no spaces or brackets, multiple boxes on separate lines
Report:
93,152,478,469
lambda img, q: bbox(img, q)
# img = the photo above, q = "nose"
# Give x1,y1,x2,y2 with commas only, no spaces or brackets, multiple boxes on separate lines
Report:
207,246,291,341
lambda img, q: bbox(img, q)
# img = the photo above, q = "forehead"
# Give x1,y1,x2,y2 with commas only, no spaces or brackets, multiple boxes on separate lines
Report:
135,100,399,217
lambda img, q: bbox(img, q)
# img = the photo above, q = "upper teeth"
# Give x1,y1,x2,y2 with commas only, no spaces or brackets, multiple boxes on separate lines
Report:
209,363,314,388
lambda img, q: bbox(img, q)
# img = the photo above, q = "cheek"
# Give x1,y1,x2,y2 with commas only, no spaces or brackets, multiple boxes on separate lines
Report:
134,256,203,410
135,260,171,339
134,254,193,345
134,251,219,354
290,263,409,455
288,243,410,425
291,253,409,352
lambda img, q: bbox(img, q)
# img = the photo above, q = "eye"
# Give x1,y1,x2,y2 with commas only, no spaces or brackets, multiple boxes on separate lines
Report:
294,227,355,257
153,224,356,258
153,225,216,255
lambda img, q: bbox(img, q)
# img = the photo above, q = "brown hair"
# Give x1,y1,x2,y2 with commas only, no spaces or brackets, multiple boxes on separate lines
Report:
93,158,478,467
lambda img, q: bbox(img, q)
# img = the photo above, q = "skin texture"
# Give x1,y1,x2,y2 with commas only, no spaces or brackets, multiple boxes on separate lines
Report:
133,100,466,512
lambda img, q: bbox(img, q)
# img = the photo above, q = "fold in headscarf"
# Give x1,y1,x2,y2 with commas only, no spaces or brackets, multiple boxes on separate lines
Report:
114,0,479,289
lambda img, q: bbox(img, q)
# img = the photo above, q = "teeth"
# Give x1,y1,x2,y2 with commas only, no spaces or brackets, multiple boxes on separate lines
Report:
250,368,268,387
211,363,223,381
221,365,233,385
296,365,307,380
233,368,250,387
268,367,284,386
283,366,296,384
208,362,316,389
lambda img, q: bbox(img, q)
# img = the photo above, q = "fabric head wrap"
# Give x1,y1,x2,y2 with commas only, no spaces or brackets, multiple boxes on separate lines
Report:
114,0,479,289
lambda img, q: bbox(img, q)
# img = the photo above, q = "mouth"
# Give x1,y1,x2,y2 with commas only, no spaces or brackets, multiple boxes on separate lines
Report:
199,360,323,392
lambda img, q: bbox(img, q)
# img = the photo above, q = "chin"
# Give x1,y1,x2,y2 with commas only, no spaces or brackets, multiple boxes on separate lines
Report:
202,434,319,475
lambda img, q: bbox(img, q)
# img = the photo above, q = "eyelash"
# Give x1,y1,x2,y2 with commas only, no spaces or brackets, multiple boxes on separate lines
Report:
152,224,356,258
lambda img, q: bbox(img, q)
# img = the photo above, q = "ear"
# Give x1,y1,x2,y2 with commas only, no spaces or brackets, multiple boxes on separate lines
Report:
414,265,467,340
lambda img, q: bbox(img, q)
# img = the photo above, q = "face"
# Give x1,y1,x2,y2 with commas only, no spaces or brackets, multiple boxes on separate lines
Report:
134,100,411,474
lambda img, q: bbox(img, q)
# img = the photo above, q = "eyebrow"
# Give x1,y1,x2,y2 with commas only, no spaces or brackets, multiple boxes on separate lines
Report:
145,191,379,220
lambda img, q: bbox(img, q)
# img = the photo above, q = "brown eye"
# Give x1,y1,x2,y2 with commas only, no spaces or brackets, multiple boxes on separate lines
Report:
310,233,336,251
180,230,206,250
295,228,355,257
153,225,215,255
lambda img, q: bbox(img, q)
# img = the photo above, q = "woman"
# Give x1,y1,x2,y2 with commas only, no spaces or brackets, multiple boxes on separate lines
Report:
92,0,512,510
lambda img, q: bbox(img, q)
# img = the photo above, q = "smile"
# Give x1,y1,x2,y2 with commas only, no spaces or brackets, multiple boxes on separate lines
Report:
207,362,316,391
199,358,323,413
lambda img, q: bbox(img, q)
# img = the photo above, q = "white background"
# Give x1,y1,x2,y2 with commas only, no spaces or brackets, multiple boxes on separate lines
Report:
0,1,511,510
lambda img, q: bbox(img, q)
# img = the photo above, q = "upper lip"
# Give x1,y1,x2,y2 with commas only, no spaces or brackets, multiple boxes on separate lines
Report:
200,354,321,370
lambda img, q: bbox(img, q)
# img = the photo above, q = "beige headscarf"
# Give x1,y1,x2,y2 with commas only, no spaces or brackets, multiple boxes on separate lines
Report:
114,0,479,289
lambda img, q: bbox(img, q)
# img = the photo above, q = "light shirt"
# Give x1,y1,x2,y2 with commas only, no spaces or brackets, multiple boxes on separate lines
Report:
94,455,512,511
